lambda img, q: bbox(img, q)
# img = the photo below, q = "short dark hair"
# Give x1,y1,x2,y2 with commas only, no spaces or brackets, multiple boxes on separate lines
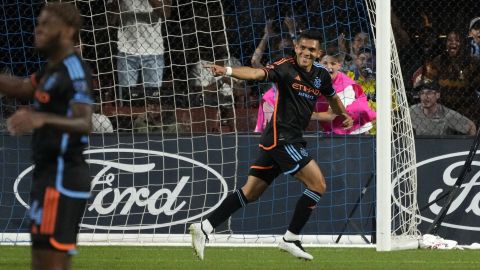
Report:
415,81,440,92
297,30,323,47
358,45,374,55
43,2,83,35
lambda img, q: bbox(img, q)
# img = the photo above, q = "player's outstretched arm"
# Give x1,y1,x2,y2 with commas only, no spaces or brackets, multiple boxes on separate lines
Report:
7,103,92,136
204,64,266,81
326,95,353,129
0,74,35,99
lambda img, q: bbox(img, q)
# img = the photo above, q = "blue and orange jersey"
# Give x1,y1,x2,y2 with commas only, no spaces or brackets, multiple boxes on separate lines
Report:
30,53,93,163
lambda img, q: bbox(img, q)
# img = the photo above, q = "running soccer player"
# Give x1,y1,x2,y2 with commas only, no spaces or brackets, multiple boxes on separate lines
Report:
0,3,92,269
190,30,353,261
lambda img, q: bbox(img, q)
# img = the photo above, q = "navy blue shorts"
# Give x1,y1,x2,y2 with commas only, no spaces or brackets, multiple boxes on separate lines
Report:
30,161,90,253
248,143,312,185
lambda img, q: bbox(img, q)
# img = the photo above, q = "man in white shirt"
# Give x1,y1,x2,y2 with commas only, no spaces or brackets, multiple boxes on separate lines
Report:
108,0,171,102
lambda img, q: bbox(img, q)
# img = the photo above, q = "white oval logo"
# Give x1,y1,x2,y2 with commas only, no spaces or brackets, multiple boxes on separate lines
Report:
393,150,480,231
14,148,228,231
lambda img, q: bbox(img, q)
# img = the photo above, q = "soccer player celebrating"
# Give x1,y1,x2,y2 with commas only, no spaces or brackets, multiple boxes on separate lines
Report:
0,3,93,270
190,30,353,260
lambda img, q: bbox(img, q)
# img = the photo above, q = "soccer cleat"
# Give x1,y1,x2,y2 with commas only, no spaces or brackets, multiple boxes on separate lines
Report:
278,237,313,260
189,223,208,260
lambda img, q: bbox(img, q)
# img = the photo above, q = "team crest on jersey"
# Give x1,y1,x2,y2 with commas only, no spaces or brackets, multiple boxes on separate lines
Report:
314,77,321,88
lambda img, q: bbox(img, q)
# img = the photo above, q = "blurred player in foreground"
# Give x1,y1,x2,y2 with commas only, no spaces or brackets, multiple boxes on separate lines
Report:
190,30,353,261
0,3,93,269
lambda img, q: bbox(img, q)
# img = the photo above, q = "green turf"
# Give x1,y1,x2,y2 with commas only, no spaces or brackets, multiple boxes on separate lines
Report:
1,245,479,270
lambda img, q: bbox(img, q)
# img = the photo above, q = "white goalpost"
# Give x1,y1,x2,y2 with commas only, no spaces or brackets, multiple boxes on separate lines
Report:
371,0,421,251
0,0,421,250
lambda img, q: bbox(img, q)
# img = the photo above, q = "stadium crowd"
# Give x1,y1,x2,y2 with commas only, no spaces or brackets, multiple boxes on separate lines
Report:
1,0,479,135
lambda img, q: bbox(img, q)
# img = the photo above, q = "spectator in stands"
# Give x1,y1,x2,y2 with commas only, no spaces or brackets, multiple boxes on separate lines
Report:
338,31,371,71
108,0,171,103
316,54,376,134
468,17,480,58
251,18,296,68
410,82,476,136
254,87,275,132
346,45,376,133
430,30,480,121
408,11,441,90
410,26,441,89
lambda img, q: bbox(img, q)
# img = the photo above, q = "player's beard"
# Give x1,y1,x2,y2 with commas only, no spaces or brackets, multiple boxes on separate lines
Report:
36,32,63,57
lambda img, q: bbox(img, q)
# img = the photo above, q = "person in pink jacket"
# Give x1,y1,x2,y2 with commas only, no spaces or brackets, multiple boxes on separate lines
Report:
315,54,376,134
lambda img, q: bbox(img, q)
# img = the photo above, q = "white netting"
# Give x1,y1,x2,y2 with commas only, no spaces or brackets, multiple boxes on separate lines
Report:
1,0,419,248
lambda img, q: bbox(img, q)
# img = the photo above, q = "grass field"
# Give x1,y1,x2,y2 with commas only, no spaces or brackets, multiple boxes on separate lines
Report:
1,246,479,270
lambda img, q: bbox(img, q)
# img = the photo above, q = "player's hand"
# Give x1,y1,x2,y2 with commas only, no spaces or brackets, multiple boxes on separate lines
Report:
340,112,353,129
203,64,226,76
7,108,46,136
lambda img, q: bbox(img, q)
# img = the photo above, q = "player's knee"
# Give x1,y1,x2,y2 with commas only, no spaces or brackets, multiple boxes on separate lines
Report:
241,189,260,202
308,177,326,195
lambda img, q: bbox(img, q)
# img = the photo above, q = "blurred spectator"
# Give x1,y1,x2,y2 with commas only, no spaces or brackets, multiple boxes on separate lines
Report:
408,11,441,89
254,86,275,133
468,17,480,58
430,30,480,120
315,54,376,134
339,32,371,72
251,18,296,68
410,26,441,89
410,82,476,135
108,0,171,103
347,46,376,110
391,10,411,51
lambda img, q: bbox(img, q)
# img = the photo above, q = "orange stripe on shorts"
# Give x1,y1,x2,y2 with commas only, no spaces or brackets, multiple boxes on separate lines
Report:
40,187,60,235
49,237,76,251
250,165,274,170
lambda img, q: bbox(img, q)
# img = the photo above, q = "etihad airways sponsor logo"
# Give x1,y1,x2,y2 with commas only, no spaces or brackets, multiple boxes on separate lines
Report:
292,82,320,96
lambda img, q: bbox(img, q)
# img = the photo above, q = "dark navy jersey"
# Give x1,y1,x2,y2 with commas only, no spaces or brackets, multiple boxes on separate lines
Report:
30,53,93,163
259,57,335,149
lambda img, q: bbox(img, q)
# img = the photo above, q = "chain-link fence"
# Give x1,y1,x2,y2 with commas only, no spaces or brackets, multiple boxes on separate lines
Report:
394,0,480,136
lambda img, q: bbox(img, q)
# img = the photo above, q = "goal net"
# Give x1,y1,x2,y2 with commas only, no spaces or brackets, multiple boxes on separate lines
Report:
0,0,419,249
